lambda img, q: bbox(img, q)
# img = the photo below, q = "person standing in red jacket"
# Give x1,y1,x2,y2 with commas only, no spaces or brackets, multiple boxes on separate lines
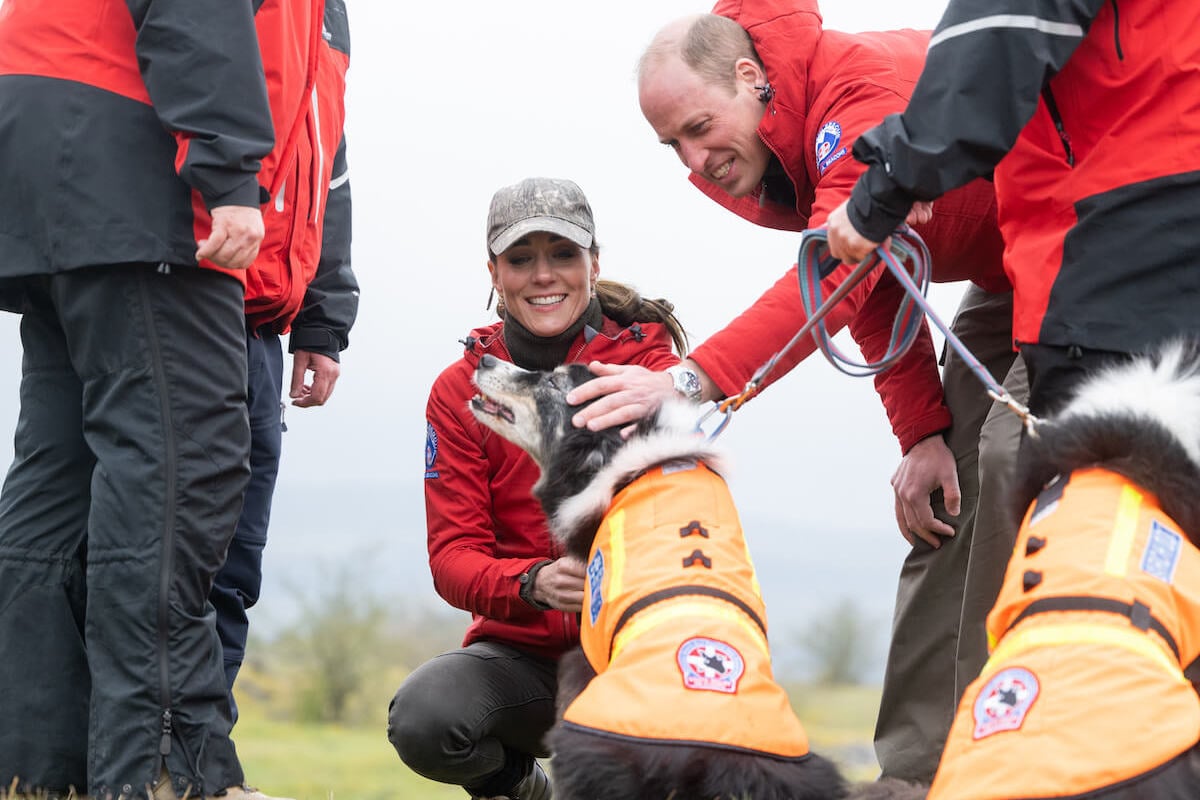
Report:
209,0,360,728
826,0,1200,416
565,3,1024,783
386,178,687,800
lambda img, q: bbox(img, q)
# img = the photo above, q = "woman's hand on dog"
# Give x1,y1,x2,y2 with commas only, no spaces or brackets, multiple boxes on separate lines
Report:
531,556,588,613
891,434,960,548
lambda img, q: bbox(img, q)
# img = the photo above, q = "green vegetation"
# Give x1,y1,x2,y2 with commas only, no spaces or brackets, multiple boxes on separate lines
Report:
226,580,883,796
232,682,881,798
233,712,461,800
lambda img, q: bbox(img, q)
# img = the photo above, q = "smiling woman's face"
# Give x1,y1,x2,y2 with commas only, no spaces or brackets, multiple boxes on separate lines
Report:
490,232,599,338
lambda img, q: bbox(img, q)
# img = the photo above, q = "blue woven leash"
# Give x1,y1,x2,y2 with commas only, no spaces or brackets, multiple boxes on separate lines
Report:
700,226,1039,441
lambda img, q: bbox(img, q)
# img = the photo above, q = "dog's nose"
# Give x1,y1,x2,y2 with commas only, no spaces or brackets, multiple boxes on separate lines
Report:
480,354,498,369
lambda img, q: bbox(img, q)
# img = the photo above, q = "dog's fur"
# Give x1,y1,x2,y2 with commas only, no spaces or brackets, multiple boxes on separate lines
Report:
470,354,925,800
1013,338,1200,539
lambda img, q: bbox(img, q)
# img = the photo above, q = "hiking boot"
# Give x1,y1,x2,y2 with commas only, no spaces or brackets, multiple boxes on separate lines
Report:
470,759,551,800
152,769,295,800
208,787,296,800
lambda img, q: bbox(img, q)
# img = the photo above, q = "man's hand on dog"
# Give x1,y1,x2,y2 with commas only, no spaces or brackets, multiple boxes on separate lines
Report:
568,361,712,431
892,434,960,548
530,556,588,613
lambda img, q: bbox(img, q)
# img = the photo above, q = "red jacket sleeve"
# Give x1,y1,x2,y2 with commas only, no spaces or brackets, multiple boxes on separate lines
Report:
689,259,880,398
849,271,952,452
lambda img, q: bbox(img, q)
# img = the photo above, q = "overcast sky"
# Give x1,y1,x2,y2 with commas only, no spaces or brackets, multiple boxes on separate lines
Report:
0,0,965,657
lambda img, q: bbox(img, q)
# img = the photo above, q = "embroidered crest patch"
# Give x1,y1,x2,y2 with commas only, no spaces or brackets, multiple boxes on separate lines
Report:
1141,520,1182,584
973,666,1039,739
424,422,440,479
587,550,605,625
676,637,745,694
815,120,847,176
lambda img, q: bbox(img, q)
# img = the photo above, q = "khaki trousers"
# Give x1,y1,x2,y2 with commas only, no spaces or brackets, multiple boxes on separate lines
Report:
874,285,1028,782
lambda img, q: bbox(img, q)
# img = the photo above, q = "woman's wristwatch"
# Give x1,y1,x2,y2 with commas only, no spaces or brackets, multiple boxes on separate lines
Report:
518,560,555,611
666,364,703,402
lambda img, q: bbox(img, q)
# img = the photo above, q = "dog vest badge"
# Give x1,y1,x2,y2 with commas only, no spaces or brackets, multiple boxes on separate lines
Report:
676,637,745,694
1141,520,1182,584
815,120,847,175
587,550,605,625
972,667,1039,739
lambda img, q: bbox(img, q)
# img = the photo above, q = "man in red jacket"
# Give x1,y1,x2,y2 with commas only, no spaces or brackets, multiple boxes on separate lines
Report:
567,3,1024,782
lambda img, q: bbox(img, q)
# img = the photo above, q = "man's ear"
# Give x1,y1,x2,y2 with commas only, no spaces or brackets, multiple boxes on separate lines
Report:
733,57,766,94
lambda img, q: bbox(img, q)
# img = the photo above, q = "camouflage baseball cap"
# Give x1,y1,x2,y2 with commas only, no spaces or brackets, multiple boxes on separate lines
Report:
486,177,595,255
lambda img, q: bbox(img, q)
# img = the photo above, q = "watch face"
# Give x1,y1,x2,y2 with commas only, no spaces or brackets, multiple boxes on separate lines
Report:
672,367,701,400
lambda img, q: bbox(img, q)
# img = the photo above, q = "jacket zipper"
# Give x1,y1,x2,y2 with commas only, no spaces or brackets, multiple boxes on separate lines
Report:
1110,0,1124,60
1040,85,1075,167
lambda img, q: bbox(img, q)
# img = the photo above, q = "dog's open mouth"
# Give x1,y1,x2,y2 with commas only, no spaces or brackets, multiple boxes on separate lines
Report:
471,393,516,424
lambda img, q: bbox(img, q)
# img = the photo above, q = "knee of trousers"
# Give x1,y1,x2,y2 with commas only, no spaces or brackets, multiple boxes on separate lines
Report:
386,679,477,776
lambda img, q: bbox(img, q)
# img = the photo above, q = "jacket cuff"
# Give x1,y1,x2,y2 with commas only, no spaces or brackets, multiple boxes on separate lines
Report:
896,408,953,454
289,328,342,361
202,175,265,211
847,172,911,244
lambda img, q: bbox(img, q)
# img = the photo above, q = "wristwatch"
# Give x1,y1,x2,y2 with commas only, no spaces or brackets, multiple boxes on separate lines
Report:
666,364,703,402
518,560,554,611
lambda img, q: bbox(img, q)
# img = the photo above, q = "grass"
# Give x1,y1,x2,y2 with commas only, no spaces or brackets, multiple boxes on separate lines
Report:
232,713,462,800
234,683,882,798
0,682,881,800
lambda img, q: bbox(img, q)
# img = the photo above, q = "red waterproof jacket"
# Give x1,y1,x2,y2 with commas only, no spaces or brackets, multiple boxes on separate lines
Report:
0,0,351,337
848,0,1200,353
689,0,1007,452
245,0,352,334
423,318,680,659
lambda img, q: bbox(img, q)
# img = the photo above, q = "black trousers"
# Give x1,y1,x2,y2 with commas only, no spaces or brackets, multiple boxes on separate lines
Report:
0,264,250,798
387,640,558,795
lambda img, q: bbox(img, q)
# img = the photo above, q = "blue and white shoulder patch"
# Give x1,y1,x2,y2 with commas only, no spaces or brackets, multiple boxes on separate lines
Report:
1141,520,1182,584
424,422,440,479
815,120,847,176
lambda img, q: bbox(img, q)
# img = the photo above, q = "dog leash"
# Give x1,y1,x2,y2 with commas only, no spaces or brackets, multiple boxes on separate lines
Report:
700,226,1041,440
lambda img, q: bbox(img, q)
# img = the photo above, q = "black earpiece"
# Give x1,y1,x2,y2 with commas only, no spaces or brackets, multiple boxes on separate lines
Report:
754,83,774,103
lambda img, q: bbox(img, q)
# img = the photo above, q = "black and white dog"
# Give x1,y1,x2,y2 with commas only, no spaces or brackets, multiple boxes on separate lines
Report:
928,339,1200,798
470,354,924,800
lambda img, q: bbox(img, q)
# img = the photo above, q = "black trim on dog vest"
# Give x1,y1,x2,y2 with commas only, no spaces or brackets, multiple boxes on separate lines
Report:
608,584,767,662
1008,595,1181,661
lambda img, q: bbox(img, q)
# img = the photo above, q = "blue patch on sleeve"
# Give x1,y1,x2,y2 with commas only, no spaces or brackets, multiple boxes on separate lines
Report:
815,120,848,176
1141,520,1181,584
424,421,440,479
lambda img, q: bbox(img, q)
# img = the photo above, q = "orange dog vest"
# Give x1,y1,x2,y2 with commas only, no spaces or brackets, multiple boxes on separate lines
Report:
560,460,810,758
930,468,1200,799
